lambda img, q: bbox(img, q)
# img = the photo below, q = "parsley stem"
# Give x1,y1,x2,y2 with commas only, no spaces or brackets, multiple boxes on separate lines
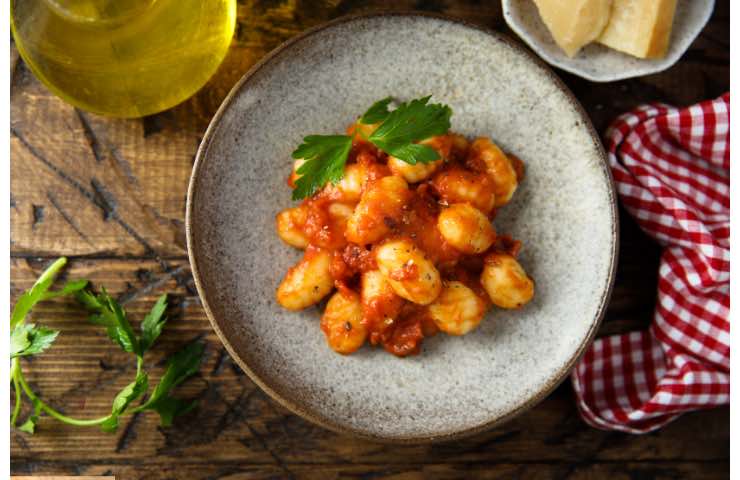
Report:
11,359,22,427
15,363,110,427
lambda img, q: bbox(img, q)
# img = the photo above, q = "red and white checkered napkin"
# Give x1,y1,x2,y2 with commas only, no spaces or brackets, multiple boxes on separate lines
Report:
571,93,730,433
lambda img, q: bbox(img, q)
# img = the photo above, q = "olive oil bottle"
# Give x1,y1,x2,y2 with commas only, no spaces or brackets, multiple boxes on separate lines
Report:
11,0,237,117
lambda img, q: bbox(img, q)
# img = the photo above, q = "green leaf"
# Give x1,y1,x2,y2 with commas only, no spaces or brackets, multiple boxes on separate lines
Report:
10,324,59,358
147,397,197,427
288,96,453,199
140,294,168,353
11,257,67,329
291,135,353,200
101,372,148,433
368,96,452,160
101,294,139,355
386,143,441,165
75,288,104,310
19,398,42,434
22,326,59,357
112,373,149,413
18,417,37,434
139,342,204,425
359,96,393,125
10,324,31,358
43,279,89,299
78,288,140,356
149,342,204,400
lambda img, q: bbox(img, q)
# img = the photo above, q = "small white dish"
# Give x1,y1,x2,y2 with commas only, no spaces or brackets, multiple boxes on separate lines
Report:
502,0,715,82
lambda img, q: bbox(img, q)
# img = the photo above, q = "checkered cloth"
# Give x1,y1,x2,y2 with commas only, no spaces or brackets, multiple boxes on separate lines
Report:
571,93,730,433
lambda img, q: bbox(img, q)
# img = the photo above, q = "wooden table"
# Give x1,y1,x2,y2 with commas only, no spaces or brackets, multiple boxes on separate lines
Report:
10,2,729,478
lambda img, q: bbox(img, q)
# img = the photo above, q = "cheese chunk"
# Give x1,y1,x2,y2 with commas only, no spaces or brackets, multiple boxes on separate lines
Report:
533,0,612,57
598,0,678,59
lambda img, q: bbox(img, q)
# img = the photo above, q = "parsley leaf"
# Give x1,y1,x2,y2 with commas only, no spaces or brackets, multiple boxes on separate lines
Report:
359,96,393,125
101,371,149,432
10,324,59,358
385,143,441,165
43,279,89,299
138,341,204,426
10,258,83,329
368,96,452,162
18,398,42,434
291,135,353,200
147,341,204,401
145,396,197,427
18,417,37,434
11,257,204,435
289,96,453,199
10,324,32,357
78,288,140,356
140,294,168,353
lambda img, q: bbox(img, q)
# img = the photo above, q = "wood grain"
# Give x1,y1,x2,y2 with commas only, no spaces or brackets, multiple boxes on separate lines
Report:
9,259,729,476
10,1,729,259
8,463,732,480
10,0,729,478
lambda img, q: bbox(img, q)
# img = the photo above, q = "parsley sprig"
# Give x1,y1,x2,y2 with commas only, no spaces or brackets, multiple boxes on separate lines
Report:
291,96,452,200
10,257,204,434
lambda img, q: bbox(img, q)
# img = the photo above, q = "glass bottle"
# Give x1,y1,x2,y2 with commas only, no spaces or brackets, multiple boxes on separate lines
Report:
11,0,237,117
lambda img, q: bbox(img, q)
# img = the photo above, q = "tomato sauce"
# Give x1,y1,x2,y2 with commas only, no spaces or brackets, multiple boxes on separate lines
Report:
301,198,344,250
398,185,461,266
381,314,424,357
289,131,523,357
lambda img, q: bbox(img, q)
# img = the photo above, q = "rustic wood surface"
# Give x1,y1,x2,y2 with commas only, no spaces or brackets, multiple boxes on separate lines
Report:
10,1,729,479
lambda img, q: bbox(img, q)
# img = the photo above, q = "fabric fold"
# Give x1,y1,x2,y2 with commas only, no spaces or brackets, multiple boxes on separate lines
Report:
571,93,730,433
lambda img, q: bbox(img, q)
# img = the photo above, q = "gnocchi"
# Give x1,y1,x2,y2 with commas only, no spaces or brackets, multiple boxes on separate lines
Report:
387,136,451,183
320,289,367,354
275,106,534,357
276,247,334,310
437,203,496,254
468,137,519,207
327,163,365,202
481,252,535,309
345,175,411,244
428,281,487,335
361,270,404,343
388,156,443,183
375,238,442,305
430,166,497,214
276,205,309,249
287,158,306,188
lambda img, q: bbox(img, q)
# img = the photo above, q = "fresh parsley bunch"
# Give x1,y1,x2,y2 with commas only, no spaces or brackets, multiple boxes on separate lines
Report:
10,257,204,433
292,96,452,200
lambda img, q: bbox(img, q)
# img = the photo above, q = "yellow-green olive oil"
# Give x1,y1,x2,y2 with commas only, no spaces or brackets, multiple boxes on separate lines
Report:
11,0,236,117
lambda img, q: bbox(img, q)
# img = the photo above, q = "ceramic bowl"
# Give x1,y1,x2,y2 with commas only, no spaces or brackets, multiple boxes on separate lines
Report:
503,0,715,82
186,12,618,442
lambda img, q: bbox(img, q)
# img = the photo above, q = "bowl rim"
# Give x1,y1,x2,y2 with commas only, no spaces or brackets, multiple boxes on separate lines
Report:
501,0,716,82
185,10,620,444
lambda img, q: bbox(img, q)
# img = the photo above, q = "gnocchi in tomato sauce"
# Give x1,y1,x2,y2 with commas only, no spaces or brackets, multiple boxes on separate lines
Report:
275,120,534,357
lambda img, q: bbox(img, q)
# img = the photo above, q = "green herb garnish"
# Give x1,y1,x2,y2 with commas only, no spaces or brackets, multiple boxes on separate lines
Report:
366,96,452,161
358,96,393,125
292,135,353,201
291,96,453,200
10,257,204,433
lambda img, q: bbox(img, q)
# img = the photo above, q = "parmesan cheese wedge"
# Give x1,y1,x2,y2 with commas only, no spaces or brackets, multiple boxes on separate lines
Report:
533,0,613,57
597,0,678,58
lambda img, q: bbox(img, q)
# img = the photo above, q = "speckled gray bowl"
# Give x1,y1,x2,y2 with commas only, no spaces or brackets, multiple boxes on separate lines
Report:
186,12,618,442
503,0,715,82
